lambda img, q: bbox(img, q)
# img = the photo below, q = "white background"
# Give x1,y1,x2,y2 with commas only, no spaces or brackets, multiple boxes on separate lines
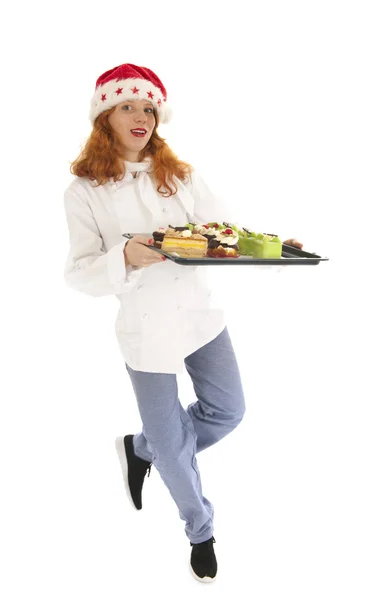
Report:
1,0,386,598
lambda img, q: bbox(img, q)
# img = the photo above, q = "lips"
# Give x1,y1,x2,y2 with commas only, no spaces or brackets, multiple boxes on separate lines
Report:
130,128,147,137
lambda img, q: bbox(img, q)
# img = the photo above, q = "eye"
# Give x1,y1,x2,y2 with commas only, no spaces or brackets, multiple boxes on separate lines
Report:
122,104,154,113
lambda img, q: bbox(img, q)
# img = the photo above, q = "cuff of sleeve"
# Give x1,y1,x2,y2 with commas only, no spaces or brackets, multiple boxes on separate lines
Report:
108,239,143,285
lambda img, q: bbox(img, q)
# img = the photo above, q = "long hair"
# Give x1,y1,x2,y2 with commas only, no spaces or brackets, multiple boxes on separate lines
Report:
70,107,193,197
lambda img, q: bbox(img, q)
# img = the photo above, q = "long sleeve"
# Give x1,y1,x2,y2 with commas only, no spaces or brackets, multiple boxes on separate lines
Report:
185,169,237,224
63,188,143,298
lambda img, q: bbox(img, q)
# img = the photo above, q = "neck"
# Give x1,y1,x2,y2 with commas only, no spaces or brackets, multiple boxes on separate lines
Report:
124,151,141,162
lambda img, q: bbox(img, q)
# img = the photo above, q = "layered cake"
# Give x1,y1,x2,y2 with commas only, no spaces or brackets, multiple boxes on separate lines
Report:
159,226,208,258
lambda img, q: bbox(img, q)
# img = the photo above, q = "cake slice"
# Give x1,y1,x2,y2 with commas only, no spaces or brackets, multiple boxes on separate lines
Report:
161,228,208,257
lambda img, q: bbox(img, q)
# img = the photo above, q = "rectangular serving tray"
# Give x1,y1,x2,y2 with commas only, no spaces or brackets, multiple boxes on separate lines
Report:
122,233,329,266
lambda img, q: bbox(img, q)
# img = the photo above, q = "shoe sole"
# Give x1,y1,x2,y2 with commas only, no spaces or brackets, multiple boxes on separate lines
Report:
189,564,217,583
115,436,138,511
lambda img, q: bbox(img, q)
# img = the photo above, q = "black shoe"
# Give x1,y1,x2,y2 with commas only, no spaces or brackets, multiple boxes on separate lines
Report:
190,536,217,582
115,435,152,510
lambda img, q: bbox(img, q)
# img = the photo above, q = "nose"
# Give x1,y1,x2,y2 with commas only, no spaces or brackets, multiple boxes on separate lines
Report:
134,110,147,123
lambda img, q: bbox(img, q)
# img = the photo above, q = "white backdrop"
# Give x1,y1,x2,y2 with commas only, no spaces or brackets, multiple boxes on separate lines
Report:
1,0,386,598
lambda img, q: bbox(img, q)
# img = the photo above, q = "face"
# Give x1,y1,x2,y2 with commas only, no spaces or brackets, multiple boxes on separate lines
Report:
108,99,156,162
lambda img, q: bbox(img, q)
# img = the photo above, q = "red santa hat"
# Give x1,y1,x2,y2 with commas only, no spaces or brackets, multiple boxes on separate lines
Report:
89,63,173,124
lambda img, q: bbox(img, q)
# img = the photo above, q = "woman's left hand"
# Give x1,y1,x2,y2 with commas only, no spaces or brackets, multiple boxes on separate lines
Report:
283,238,303,249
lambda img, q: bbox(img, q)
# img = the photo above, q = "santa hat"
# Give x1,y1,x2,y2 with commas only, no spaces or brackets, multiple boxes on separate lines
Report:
89,63,173,124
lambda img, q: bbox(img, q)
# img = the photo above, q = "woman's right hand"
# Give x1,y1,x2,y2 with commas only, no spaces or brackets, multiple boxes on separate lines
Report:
124,236,166,268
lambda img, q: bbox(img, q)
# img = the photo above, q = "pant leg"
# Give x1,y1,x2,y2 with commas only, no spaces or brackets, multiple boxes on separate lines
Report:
184,326,246,452
132,326,245,458
125,364,214,544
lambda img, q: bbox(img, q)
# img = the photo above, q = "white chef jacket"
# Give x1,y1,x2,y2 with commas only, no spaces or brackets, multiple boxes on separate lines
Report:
63,157,233,374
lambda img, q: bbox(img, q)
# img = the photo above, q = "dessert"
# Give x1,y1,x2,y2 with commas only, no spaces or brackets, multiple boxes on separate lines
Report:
152,223,283,259
160,227,208,258
237,230,282,258
192,224,218,241
152,227,167,248
186,222,239,257
206,227,240,258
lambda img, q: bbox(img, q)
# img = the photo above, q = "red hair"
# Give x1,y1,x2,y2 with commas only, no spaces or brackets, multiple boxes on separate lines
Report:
70,107,193,197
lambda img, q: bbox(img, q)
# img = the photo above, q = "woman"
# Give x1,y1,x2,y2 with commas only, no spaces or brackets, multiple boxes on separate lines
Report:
63,63,302,583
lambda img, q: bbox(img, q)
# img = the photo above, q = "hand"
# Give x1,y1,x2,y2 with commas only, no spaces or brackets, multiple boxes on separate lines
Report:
283,238,303,249
124,236,166,268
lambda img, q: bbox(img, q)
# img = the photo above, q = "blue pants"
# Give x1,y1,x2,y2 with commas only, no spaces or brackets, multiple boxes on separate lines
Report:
125,326,246,544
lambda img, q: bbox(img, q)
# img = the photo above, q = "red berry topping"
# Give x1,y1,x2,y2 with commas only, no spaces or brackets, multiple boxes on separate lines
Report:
225,228,233,234
214,223,219,229
203,224,209,229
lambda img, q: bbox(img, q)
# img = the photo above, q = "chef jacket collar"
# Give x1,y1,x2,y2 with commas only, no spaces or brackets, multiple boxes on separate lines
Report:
108,157,152,186
107,156,195,219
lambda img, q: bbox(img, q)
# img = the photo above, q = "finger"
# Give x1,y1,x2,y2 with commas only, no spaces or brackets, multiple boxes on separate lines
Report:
145,249,164,261
145,245,165,258
145,254,165,265
285,238,303,248
132,235,154,246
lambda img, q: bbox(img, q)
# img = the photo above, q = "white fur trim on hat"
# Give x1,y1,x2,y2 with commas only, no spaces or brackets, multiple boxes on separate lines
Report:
89,77,172,124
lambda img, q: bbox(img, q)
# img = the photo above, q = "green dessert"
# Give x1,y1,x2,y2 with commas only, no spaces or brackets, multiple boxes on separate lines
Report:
238,230,282,258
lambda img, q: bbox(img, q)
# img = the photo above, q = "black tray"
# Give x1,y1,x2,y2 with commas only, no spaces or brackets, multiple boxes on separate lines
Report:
122,233,329,266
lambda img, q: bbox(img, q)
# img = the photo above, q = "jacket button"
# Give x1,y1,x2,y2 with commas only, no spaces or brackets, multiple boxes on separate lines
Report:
142,313,149,319
175,277,179,281
177,305,181,310
137,284,143,290
162,207,168,212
